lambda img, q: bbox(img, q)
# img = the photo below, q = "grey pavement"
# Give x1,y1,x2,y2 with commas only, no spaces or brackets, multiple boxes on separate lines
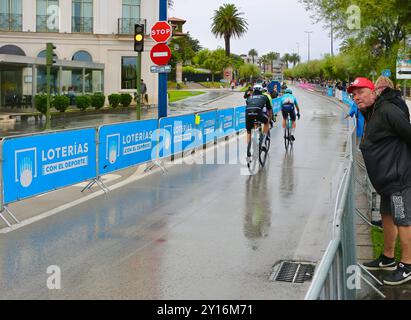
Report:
0,85,352,299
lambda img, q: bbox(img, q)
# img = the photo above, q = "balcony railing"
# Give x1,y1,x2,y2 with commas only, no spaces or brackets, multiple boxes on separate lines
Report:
0,13,22,31
72,16,93,33
118,18,146,35
36,15,59,33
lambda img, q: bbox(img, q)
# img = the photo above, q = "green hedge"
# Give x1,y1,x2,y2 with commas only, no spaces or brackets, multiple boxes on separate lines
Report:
76,95,91,111
52,95,70,112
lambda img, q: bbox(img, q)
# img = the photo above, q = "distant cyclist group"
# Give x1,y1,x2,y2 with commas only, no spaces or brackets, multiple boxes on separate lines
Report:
244,82,301,165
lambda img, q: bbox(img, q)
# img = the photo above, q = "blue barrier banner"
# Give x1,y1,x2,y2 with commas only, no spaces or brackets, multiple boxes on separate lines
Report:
216,108,235,138
328,88,334,97
98,119,158,175
235,106,246,131
2,128,97,204
195,110,217,147
272,97,282,114
158,114,195,158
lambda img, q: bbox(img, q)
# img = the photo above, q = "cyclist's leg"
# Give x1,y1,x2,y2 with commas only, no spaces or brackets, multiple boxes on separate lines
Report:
289,109,297,140
245,114,256,157
281,109,288,129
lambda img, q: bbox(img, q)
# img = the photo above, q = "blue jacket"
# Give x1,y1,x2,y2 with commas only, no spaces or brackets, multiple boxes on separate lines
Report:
348,100,365,138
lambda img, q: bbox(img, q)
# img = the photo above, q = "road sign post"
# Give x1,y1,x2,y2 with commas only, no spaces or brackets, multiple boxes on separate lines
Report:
154,2,170,119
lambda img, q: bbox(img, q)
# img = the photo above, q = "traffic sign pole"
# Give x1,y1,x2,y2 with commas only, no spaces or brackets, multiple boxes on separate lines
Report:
158,0,168,119
136,52,141,120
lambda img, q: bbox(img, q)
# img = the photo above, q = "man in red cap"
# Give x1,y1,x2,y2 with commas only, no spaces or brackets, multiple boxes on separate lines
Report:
348,77,411,285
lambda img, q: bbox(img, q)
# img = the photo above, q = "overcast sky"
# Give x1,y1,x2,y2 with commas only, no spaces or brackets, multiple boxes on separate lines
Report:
170,0,342,61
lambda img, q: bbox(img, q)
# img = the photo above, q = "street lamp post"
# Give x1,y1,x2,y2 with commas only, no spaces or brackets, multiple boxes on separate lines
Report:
304,31,313,62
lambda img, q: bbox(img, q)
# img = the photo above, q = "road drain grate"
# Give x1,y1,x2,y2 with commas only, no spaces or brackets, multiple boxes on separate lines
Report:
270,261,315,283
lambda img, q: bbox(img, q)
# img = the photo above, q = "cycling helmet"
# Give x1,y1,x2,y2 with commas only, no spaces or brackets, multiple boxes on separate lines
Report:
284,88,293,94
253,84,263,92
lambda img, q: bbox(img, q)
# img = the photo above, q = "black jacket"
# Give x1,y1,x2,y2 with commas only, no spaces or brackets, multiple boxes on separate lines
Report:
360,90,411,197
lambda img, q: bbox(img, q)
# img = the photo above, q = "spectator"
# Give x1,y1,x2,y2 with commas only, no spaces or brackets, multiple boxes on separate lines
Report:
243,86,253,99
375,76,410,122
140,79,148,105
348,77,411,285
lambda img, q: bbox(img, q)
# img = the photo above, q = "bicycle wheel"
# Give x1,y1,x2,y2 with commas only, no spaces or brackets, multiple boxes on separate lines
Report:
284,127,289,151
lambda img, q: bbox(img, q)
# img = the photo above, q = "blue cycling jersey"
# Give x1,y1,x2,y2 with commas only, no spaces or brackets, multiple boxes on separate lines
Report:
280,94,298,111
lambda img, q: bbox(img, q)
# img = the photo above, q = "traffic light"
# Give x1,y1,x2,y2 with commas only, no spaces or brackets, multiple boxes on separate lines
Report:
134,24,144,52
46,42,57,66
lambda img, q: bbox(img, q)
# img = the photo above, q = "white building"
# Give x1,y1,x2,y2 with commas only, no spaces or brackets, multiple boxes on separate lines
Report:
0,0,161,109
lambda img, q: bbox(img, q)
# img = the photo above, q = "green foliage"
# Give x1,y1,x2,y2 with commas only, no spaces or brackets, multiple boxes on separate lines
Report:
108,94,121,108
169,32,202,68
52,95,70,112
75,95,91,111
90,93,106,110
202,49,231,81
239,64,261,79
35,95,48,114
199,82,224,88
120,93,132,108
168,81,187,89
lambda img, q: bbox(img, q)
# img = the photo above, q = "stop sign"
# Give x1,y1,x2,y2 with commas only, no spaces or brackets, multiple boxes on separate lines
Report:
150,43,171,66
151,21,172,43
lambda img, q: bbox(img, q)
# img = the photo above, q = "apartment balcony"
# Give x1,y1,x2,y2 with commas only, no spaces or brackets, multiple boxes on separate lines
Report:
72,16,93,33
0,13,22,31
36,15,59,33
117,18,147,35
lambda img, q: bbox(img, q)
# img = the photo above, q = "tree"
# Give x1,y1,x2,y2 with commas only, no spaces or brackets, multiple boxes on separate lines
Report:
289,53,301,67
170,32,202,68
203,49,231,82
266,52,279,73
239,64,261,82
248,49,258,64
282,53,292,69
258,55,269,73
300,0,410,54
211,3,248,57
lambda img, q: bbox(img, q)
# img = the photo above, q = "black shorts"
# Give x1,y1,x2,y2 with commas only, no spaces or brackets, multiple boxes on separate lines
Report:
281,108,296,122
380,188,411,226
246,109,268,134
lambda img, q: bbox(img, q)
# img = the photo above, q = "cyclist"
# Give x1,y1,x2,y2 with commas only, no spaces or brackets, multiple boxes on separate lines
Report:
262,86,275,128
280,88,301,141
245,84,272,158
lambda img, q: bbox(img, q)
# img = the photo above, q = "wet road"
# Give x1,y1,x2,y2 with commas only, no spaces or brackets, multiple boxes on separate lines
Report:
0,86,352,299
0,90,232,138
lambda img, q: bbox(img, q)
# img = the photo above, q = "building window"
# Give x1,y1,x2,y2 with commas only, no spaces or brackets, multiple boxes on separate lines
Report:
121,57,137,90
72,50,92,62
119,0,142,35
0,0,22,31
72,0,93,33
0,45,26,56
36,0,59,32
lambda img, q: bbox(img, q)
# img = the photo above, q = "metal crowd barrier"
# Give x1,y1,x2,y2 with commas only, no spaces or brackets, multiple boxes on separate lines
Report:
0,106,247,227
304,88,364,299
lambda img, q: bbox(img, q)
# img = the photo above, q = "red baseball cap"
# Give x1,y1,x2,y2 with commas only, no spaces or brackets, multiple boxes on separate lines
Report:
347,77,375,93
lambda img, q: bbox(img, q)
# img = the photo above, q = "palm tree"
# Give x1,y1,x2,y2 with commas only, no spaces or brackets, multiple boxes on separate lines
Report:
282,53,292,69
266,52,279,73
258,55,269,73
248,49,258,64
211,4,248,57
289,53,301,67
